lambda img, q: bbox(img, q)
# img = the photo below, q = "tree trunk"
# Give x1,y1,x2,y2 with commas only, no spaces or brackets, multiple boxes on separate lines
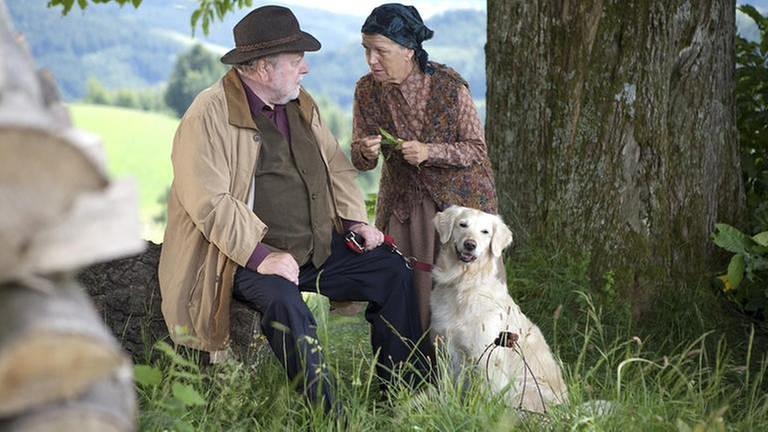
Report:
486,0,744,315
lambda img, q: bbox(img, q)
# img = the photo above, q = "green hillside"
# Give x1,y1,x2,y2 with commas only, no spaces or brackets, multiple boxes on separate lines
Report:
7,0,363,101
67,103,377,241
7,1,486,108
69,103,178,241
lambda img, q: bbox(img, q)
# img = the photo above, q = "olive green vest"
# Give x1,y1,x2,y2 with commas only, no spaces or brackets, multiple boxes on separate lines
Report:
251,102,334,267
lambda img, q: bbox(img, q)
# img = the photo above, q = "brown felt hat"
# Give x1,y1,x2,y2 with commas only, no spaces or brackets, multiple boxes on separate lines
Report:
220,5,321,65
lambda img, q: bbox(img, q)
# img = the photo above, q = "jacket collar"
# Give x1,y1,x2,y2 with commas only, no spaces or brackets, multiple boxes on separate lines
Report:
223,67,316,128
223,68,257,129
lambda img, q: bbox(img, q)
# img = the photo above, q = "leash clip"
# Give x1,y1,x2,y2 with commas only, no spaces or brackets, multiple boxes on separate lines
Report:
382,235,414,269
344,231,365,254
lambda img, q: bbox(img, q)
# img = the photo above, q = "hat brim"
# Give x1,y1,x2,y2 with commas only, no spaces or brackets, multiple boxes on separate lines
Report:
220,31,321,65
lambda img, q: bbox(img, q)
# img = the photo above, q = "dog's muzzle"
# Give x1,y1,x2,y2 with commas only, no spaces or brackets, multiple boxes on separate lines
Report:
455,240,478,263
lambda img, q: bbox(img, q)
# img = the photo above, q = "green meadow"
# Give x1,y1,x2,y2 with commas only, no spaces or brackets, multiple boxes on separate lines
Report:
69,103,178,241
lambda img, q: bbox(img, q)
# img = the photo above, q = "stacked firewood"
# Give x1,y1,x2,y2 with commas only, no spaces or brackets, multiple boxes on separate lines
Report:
0,1,143,430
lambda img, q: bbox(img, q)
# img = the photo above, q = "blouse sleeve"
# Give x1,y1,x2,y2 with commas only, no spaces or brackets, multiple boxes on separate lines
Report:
423,85,487,169
350,88,379,171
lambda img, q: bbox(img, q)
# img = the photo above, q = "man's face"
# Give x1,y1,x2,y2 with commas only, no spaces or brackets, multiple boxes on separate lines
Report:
265,52,308,104
361,33,414,85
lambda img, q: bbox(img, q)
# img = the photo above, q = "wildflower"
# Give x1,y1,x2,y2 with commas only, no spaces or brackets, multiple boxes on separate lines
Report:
718,274,734,293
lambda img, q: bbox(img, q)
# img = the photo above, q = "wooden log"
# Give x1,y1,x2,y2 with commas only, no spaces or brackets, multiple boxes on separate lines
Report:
0,280,127,417
79,242,266,364
0,363,136,432
0,131,107,282
24,179,145,276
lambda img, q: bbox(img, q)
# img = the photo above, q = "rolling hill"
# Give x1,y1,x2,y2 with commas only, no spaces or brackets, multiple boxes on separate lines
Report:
7,0,486,107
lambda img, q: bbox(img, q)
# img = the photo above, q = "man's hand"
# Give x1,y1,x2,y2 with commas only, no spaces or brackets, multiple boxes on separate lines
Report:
401,140,428,166
357,135,382,161
350,223,384,251
257,252,299,285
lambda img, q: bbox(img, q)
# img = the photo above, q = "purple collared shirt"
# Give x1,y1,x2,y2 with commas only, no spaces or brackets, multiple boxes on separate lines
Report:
241,78,291,144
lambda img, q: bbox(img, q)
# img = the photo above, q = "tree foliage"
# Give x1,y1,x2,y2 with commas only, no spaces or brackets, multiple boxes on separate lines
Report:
164,44,227,117
83,77,169,113
47,0,253,35
736,4,768,232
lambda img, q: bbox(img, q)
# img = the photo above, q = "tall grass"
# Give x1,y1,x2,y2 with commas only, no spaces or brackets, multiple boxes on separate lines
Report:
135,243,768,431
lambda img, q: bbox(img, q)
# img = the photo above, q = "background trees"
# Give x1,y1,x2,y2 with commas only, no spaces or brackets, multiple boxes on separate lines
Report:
736,4,768,232
164,44,226,117
486,0,745,317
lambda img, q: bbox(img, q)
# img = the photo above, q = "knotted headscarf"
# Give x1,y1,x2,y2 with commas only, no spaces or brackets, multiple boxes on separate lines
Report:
361,3,435,74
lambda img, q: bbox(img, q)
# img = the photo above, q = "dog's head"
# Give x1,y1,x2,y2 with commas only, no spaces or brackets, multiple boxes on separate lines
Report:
433,205,513,263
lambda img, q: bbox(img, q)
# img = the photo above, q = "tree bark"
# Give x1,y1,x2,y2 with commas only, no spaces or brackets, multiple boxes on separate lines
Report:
486,0,744,315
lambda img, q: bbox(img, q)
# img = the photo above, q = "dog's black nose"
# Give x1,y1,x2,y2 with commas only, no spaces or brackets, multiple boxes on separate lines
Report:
463,240,476,251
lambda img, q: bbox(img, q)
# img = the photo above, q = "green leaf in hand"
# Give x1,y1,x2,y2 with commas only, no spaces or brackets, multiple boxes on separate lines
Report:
379,127,402,149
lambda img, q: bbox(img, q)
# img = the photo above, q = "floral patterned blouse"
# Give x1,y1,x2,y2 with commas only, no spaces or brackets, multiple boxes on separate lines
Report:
351,66,488,171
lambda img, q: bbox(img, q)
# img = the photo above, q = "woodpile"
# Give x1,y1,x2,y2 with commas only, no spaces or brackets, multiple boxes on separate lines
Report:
0,1,143,430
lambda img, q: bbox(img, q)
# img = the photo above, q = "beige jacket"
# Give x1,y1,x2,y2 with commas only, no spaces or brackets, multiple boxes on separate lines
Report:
159,69,367,352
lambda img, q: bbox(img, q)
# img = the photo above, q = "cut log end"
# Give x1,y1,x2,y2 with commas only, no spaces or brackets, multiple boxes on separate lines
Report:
0,365,136,432
0,334,124,417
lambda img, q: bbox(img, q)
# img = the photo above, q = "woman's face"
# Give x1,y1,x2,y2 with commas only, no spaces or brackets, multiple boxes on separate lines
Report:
361,33,415,84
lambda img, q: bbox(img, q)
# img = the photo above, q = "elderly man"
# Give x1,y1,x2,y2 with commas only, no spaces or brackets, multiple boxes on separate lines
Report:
158,5,424,411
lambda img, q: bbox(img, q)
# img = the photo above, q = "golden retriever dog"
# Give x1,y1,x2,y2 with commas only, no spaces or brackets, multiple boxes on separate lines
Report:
430,206,568,413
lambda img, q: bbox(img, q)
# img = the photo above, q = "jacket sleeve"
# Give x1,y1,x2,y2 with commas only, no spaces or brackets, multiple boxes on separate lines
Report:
311,107,368,223
170,109,267,267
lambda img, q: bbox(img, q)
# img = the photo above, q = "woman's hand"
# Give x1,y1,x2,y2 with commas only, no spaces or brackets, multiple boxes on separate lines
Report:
401,140,429,166
358,135,382,161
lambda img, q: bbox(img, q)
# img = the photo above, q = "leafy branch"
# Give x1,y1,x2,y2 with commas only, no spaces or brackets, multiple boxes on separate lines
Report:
47,0,253,35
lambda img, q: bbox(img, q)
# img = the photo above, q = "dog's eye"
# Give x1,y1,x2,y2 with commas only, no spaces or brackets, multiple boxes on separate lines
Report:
481,229,490,235
459,221,468,228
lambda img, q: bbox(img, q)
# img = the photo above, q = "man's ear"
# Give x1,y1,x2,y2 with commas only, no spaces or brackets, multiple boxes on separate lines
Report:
255,58,272,80
434,205,461,244
491,216,513,257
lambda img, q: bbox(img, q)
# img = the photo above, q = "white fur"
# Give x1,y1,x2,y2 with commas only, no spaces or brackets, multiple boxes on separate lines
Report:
430,206,568,413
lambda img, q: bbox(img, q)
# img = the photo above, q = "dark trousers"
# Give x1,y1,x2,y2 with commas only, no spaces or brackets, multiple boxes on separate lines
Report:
233,233,426,410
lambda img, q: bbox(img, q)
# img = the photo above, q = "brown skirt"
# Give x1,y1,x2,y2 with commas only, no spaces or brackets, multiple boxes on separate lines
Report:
384,198,438,332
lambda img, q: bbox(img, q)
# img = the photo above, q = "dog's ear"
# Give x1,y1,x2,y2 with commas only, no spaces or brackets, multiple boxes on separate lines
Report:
491,216,513,257
434,205,461,244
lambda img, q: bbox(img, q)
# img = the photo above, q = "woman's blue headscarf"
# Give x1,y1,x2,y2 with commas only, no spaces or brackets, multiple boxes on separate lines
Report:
361,3,435,75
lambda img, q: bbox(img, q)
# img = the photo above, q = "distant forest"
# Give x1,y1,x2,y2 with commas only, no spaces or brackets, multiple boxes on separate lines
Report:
7,0,487,109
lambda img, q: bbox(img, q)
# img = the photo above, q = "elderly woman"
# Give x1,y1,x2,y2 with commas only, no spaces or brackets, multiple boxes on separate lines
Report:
351,3,499,333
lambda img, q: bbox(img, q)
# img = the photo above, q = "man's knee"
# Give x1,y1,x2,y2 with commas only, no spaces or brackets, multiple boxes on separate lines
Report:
372,248,414,290
366,247,413,297
368,247,409,276
265,280,306,311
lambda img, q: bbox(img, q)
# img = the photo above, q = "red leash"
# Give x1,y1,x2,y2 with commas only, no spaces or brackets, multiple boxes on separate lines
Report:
383,235,433,272
344,231,433,272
